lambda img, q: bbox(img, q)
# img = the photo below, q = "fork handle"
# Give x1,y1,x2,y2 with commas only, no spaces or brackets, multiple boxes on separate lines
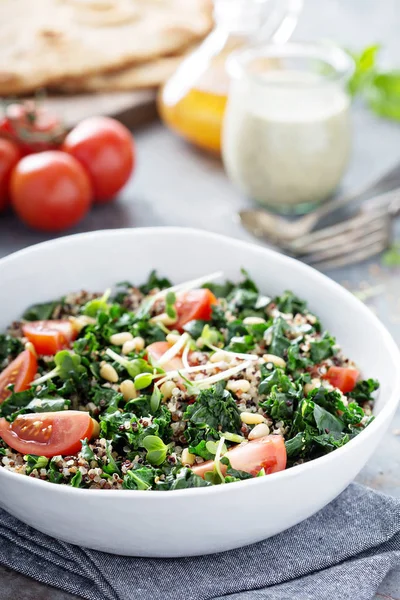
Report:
362,188,400,216
311,160,400,221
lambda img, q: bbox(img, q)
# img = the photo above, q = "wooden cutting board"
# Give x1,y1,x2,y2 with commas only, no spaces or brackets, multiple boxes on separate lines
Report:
41,89,158,130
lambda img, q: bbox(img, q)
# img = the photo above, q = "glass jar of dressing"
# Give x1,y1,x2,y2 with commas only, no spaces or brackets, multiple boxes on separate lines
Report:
158,0,303,155
222,43,355,213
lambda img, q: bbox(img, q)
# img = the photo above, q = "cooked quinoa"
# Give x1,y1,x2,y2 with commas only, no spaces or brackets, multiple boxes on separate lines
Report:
0,270,379,491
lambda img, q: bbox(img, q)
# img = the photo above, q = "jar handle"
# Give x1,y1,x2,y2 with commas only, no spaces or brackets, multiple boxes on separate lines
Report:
256,0,303,45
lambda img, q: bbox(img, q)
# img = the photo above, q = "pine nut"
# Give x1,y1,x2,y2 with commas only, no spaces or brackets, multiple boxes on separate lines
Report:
100,362,119,383
160,380,176,401
240,412,267,425
181,448,196,466
248,423,270,440
166,333,180,344
196,337,205,348
150,313,177,326
243,316,267,325
262,354,286,369
110,332,133,346
227,379,251,393
210,350,231,363
69,315,96,332
120,379,137,401
24,341,37,358
122,337,145,355
303,378,321,395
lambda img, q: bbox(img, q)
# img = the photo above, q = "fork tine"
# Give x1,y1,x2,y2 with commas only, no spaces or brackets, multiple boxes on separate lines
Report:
308,240,388,270
306,234,390,270
289,211,387,253
301,228,390,264
292,216,390,257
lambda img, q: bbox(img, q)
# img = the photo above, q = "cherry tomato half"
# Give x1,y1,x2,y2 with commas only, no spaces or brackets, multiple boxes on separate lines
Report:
0,350,38,403
10,151,93,232
323,366,359,394
0,138,21,212
192,435,287,479
62,116,134,203
0,411,99,457
174,289,217,332
22,320,78,356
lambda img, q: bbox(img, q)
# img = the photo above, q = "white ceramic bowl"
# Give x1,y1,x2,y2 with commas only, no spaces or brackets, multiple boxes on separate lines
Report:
0,228,399,557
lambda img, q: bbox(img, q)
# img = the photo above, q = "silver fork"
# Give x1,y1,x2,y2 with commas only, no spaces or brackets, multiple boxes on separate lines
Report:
241,188,400,270
239,160,400,247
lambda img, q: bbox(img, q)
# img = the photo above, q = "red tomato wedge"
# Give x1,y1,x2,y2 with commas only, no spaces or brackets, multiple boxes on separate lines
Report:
174,289,217,332
323,366,359,394
192,435,287,479
146,341,185,372
22,320,78,355
0,411,99,458
0,350,37,404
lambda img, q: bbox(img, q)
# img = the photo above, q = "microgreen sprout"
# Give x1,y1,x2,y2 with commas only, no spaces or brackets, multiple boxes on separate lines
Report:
105,348,156,379
150,386,162,413
141,435,172,466
134,372,153,390
31,350,86,386
82,288,111,317
214,436,226,484
220,431,245,444
165,291,177,320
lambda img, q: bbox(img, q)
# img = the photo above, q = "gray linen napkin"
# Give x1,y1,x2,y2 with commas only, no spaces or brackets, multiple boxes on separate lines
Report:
0,482,400,600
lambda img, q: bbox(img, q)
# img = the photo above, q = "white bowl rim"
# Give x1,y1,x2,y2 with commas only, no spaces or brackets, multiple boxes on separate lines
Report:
1,226,399,500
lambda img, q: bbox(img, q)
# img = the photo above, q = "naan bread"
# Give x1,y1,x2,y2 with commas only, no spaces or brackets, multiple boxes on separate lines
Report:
0,0,212,95
56,48,194,92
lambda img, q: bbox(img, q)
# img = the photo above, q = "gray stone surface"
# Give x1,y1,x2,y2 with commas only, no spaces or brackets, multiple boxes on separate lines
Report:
1,0,400,598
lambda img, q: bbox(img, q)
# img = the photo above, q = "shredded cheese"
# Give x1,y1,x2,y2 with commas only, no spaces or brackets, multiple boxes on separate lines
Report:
152,271,223,302
156,333,190,367
195,360,254,390
154,361,227,387
182,342,191,370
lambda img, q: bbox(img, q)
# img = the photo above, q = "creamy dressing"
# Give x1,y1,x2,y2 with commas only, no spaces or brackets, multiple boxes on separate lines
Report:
222,70,351,211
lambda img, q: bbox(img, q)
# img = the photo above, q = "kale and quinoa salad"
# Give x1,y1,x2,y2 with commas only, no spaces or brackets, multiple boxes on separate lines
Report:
0,270,379,491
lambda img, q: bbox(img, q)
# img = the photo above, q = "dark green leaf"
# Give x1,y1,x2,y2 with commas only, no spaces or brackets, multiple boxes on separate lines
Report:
285,433,306,458
268,317,290,358
286,344,312,378
348,378,379,403
0,388,35,418
183,382,241,434
123,467,155,490
0,335,24,368
309,332,336,362
273,291,308,315
70,470,83,488
22,301,59,321
156,466,210,490
103,440,121,475
47,459,64,484
81,439,96,462
188,439,214,460
313,403,344,434
139,270,172,295
25,454,48,475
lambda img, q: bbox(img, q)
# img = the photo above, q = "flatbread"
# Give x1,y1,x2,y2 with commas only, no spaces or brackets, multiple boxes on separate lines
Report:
0,0,212,95
56,48,193,92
